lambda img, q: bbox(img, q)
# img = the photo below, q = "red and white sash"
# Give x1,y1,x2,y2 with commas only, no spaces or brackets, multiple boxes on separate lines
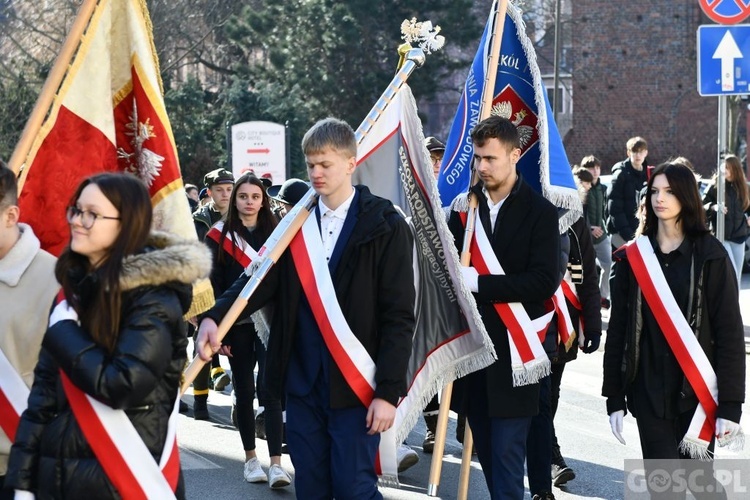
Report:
627,236,743,458
288,214,399,483
463,212,552,386
50,295,180,499
551,283,576,352
206,221,259,268
0,347,30,442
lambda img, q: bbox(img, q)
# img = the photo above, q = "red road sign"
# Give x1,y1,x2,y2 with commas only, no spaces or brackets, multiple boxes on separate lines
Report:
700,0,750,24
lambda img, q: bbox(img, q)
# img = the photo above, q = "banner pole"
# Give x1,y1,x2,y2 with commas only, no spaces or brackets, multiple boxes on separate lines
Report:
182,47,427,394
8,0,101,189
427,0,508,496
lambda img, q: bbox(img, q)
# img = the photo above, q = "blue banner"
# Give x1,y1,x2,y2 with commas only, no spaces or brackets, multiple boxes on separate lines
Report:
437,1,580,228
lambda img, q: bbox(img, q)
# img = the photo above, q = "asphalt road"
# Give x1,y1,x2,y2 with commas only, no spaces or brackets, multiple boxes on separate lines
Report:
179,274,750,499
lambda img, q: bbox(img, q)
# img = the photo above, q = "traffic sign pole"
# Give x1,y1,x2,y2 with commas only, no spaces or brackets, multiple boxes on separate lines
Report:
717,96,727,242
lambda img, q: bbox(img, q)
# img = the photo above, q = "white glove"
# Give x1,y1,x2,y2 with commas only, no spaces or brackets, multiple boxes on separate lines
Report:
716,418,742,446
15,490,36,500
609,410,626,445
460,266,479,293
49,299,79,327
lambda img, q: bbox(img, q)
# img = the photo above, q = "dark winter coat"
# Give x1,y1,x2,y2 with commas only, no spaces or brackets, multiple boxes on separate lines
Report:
550,216,602,364
5,233,212,499
585,179,608,244
602,234,745,423
607,159,648,241
702,181,750,244
448,175,560,418
205,186,416,409
193,204,223,242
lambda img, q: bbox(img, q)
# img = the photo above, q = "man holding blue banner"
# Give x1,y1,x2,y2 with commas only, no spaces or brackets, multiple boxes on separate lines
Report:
449,116,560,499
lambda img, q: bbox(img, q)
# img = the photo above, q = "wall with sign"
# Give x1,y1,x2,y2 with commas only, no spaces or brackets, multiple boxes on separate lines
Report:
231,121,287,185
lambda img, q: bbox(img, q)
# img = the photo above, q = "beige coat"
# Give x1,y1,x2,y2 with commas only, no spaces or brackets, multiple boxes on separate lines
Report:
0,224,58,475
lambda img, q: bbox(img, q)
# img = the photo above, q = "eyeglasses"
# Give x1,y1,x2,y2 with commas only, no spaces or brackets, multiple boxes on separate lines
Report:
66,206,120,230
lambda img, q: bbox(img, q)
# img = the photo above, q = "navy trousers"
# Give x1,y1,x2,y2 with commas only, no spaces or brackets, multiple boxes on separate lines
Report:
286,373,381,500
467,372,532,500
526,375,553,496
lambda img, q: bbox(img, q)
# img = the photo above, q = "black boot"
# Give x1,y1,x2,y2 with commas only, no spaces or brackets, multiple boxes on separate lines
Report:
551,445,575,486
422,414,438,453
193,395,209,421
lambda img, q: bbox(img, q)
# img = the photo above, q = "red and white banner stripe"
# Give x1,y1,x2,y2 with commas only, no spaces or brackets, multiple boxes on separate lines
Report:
288,214,398,481
0,348,29,442
206,221,259,269
626,236,727,458
60,371,180,498
469,215,551,385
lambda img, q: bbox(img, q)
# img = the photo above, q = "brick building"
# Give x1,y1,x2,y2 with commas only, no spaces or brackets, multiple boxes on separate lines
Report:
567,1,727,175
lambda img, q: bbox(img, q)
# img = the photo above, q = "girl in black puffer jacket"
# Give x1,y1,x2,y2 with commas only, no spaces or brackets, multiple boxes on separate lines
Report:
4,173,211,499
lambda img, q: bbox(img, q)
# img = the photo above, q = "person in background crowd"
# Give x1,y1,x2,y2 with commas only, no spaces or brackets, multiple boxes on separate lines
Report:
580,156,612,309
425,136,446,179
702,154,750,290
268,178,309,220
548,170,602,491
5,173,211,499
204,173,291,488
199,187,210,207
185,183,199,212
448,116,560,499
0,163,58,500
196,118,416,499
607,137,649,249
191,168,235,420
603,162,745,498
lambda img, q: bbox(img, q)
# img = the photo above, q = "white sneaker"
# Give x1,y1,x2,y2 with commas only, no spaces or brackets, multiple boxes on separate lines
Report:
243,457,267,483
268,464,292,489
397,444,419,472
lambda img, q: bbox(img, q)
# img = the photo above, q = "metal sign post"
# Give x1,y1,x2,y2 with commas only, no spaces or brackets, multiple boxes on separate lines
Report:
717,95,727,242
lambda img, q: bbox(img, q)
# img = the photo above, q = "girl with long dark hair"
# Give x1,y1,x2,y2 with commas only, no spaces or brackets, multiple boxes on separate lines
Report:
5,173,211,498
703,154,750,289
603,162,745,496
204,172,291,488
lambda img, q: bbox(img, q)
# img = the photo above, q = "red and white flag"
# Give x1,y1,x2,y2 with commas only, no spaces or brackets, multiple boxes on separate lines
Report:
15,0,212,314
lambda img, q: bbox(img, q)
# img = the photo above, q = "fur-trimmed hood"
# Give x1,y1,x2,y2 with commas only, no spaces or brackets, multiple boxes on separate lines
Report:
120,231,212,292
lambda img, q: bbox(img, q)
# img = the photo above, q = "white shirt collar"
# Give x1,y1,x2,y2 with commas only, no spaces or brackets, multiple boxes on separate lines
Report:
319,188,356,220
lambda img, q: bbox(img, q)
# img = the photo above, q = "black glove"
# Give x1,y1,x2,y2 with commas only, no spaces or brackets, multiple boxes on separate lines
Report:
581,332,601,353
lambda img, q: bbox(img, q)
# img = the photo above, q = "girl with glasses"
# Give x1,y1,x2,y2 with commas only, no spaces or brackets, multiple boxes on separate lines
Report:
5,173,211,499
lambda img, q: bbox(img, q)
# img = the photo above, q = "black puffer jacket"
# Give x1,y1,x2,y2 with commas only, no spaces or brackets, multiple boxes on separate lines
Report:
602,234,745,422
5,233,211,499
607,159,648,241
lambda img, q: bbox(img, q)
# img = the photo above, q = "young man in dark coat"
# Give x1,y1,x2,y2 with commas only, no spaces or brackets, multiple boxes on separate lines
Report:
607,137,649,248
190,168,234,418
448,116,560,499
196,118,416,499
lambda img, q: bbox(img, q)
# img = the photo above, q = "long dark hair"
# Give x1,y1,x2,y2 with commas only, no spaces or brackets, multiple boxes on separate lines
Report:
218,173,277,264
637,162,709,239
723,155,750,211
55,173,152,352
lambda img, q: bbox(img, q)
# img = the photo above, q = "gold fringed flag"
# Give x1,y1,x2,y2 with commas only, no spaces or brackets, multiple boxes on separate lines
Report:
16,0,213,316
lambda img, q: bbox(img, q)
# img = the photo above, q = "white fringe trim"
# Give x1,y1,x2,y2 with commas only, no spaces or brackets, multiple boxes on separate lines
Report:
679,437,713,461
717,429,746,453
378,473,400,489
511,357,551,387
251,306,274,348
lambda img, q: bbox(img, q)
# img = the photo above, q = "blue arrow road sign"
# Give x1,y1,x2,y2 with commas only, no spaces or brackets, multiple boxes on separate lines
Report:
698,24,750,95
